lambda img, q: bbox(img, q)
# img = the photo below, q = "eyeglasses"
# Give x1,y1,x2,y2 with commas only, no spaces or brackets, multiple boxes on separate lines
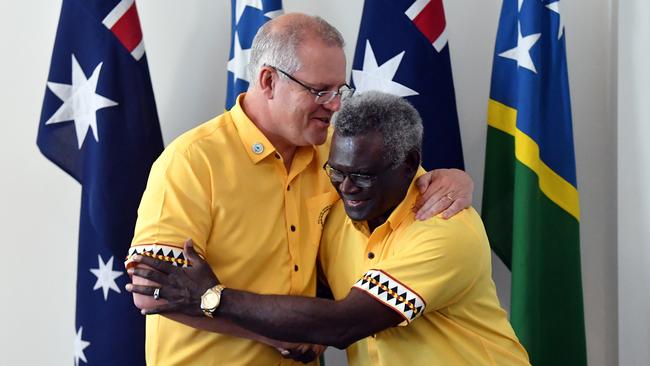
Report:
268,65,355,104
323,163,378,188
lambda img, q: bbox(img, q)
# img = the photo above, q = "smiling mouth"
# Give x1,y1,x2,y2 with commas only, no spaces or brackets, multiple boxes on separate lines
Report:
313,117,330,125
344,198,368,207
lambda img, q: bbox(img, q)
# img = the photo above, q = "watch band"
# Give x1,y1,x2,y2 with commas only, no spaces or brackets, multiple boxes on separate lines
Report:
201,284,226,318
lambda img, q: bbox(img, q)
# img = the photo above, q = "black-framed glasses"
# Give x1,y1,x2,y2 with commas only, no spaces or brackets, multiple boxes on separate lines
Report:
323,163,378,188
268,65,355,104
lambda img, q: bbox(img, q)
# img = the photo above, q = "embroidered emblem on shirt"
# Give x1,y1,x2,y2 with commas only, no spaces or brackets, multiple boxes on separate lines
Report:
354,269,426,322
124,244,191,268
318,204,332,226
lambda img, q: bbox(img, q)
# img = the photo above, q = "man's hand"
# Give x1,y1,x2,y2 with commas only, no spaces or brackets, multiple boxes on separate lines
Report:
276,343,326,364
413,168,474,220
126,239,218,317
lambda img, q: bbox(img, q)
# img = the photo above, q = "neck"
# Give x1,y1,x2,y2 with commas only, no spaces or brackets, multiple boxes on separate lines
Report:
241,91,297,169
367,206,397,232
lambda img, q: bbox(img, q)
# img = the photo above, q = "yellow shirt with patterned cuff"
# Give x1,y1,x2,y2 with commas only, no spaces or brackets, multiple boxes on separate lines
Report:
127,94,332,366
317,173,531,366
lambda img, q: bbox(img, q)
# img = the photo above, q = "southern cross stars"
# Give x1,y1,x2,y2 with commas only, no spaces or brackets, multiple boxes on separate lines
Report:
227,32,251,83
234,0,282,24
352,40,419,97
546,1,565,39
89,255,123,300
73,327,90,366
234,0,264,24
229,1,282,83
498,22,541,73
45,54,118,149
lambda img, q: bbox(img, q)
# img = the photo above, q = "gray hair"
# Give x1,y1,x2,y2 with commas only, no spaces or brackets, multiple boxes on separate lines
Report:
248,14,344,87
333,91,423,167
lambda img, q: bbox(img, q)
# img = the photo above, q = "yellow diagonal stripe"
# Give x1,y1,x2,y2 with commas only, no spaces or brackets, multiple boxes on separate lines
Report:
487,99,580,221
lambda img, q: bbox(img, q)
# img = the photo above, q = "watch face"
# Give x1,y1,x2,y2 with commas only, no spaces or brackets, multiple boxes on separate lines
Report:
202,292,219,309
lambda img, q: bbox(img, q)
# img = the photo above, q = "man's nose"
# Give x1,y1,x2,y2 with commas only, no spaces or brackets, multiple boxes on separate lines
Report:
322,95,342,111
339,176,361,194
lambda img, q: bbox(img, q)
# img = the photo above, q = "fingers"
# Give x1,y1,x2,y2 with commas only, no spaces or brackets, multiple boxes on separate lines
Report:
141,301,181,315
133,254,174,274
414,171,434,194
276,344,320,363
131,266,167,285
183,238,201,264
126,283,160,297
415,190,452,220
414,168,476,220
441,198,468,219
312,344,327,357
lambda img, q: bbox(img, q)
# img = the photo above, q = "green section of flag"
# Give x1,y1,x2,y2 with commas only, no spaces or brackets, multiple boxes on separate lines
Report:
482,126,587,365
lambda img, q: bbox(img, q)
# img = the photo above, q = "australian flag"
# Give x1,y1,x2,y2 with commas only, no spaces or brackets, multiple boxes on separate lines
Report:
226,0,283,109
351,0,464,170
37,0,163,365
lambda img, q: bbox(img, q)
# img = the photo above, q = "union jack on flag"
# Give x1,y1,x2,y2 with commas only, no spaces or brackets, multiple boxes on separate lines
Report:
351,0,464,170
226,0,283,109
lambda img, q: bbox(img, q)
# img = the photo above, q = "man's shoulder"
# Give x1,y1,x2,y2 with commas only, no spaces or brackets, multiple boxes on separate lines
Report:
401,207,490,252
167,112,236,155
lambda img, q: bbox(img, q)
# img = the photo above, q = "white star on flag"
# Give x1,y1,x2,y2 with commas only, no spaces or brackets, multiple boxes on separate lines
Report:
546,1,565,39
227,32,251,83
73,327,90,366
89,255,123,300
45,54,118,149
234,0,263,24
234,0,282,24
498,22,541,73
352,40,419,97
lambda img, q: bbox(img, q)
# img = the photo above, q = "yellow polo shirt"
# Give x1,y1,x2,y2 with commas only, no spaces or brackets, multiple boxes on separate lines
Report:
317,174,530,366
127,94,332,365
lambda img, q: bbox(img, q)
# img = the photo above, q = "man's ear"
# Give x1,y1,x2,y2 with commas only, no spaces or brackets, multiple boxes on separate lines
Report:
257,66,275,99
405,150,421,176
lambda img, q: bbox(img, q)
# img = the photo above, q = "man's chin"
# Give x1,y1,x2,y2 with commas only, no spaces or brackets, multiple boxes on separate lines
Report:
343,200,372,222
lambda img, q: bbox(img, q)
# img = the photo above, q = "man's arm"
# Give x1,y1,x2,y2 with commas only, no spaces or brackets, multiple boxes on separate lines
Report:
217,287,403,349
127,244,324,362
130,264,272,342
127,241,403,349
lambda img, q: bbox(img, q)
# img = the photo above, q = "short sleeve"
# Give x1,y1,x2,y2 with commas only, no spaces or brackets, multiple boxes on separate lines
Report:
353,209,489,324
126,145,213,268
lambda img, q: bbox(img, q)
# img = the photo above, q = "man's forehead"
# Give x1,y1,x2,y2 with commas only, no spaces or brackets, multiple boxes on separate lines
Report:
294,40,346,84
329,133,385,170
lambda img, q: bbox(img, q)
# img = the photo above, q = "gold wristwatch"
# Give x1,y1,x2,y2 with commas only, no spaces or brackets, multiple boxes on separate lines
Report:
200,284,226,318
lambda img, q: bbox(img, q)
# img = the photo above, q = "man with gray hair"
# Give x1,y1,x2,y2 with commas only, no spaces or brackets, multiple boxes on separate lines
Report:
127,12,474,365
129,91,530,365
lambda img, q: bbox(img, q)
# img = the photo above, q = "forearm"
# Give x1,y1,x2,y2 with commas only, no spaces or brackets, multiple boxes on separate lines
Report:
131,272,282,347
161,313,286,348
217,289,381,349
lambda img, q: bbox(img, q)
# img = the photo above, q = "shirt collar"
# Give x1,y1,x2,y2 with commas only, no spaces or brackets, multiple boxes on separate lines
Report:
230,93,277,164
230,93,320,167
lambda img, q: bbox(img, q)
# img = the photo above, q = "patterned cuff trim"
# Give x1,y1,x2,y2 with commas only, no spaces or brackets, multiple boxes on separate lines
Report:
124,244,191,269
354,269,426,323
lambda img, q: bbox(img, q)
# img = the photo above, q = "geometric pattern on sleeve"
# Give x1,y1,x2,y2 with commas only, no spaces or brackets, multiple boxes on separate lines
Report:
124,244,190,269
354,269,426,323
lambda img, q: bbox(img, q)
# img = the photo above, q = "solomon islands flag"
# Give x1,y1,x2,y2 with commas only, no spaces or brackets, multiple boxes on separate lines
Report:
481,0,587,364
351,0,464,170
226,0,283,109
37,0,163,364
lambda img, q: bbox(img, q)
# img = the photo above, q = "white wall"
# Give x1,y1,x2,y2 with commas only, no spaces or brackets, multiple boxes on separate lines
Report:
618,0,650,365
0,0,621,365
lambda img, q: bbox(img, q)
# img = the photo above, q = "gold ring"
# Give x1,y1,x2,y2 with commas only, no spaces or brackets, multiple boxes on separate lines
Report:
153,287,161,300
